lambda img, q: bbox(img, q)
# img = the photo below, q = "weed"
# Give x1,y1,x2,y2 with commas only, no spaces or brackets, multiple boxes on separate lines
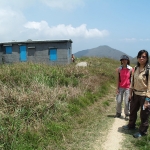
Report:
103,101,110,107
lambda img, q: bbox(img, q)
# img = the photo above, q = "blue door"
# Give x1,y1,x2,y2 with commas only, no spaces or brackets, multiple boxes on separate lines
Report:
50,49,57,61
20,45,27,61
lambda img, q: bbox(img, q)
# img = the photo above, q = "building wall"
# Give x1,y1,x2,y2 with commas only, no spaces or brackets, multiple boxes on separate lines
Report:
0,45,2,64
0,40,72,64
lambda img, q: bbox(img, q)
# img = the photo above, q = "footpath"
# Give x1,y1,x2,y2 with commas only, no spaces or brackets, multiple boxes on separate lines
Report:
91,86,138,150
73,85,137,150
102,115,127,150
92,94,129,150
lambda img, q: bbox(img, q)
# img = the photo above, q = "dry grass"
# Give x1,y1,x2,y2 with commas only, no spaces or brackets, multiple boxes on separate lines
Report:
0,58,120,149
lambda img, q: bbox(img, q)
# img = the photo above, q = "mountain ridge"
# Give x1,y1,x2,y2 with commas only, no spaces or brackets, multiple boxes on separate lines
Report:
74,45,133,60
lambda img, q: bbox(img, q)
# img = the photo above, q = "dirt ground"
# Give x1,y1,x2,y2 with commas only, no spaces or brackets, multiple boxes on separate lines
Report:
93,97,128,150
102,116,127,150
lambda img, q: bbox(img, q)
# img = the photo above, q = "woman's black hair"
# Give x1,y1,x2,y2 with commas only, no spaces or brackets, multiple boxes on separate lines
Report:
137,50,149,66
128,59,130,65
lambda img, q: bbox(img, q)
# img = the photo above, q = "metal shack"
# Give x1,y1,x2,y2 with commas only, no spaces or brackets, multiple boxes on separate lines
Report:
0,39,73,64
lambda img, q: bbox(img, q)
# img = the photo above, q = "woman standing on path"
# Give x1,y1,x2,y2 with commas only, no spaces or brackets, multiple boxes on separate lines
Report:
114,55,133,119
123,50,150,138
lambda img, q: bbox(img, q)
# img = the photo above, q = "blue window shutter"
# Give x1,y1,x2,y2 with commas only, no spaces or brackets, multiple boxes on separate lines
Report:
50,49,57,61
6,46,12,54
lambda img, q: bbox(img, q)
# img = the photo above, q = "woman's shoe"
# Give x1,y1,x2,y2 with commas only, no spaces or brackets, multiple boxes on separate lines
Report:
125,115,129,121
114,113,121,118
122,125,136,130
133,132,146,138
133,132,142,138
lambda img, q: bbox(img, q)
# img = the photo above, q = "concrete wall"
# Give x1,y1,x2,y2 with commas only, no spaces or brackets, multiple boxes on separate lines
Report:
0,45,2,64
0,40,72,65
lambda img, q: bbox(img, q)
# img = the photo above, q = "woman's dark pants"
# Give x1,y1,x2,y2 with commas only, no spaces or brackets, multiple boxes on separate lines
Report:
128,93,150,135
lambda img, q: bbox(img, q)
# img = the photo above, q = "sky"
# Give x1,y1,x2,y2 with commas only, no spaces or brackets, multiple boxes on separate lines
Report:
0,0,150,57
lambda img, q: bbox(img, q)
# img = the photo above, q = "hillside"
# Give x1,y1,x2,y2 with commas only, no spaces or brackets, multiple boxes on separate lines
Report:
74,45,133,60
0,59,149,149
0,59,119,149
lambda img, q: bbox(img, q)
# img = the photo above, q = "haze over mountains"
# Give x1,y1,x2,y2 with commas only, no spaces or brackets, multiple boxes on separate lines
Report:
74,45,133,61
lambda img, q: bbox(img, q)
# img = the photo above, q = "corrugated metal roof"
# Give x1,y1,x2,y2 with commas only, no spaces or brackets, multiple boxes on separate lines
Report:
0,39,73,44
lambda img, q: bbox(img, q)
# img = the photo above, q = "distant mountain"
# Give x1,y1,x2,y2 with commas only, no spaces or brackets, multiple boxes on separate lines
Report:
131,57,137,64
74,45,133,60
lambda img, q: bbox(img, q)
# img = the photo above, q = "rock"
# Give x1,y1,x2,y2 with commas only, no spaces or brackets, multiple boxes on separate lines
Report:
76,62,88,67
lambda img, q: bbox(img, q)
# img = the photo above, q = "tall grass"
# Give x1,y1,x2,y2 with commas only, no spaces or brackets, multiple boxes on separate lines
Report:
0,58,121,149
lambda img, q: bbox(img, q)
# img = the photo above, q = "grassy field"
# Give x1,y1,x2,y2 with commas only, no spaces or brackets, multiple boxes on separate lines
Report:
0,57,150,150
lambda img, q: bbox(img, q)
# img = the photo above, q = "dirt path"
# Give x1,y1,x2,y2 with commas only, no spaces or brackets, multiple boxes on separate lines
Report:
102,116,127,150
69,84,131,150
93,105,127,150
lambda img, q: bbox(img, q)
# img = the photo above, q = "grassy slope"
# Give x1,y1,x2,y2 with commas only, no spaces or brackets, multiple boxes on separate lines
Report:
0,58,149,150
121,114,150,150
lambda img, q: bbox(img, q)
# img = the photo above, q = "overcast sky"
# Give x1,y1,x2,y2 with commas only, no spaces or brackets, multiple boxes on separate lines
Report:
0,0,150,57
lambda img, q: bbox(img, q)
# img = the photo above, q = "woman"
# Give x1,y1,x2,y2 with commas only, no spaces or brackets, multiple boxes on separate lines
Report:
123,50,150,138
114,55,132,119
